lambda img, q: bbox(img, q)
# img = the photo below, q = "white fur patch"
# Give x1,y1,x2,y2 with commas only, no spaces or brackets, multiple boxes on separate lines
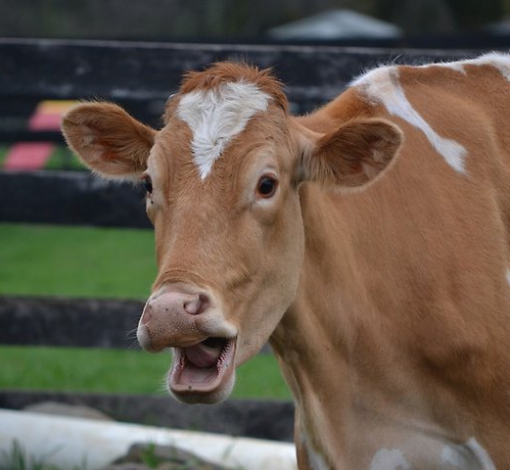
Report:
302,432,329,470
441,438,496,469
505,269,510,287
369,438,495,469
176,81,270,180
419,61,467,74
416,53,510,81
352,66,467,173
465,52,510,82
370,448,411,470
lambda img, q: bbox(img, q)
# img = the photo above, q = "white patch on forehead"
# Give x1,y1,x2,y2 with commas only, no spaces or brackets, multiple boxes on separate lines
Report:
370,448,411,470
505,269,510,287
176,81,270,180
441,438,496,469
351,66,467,173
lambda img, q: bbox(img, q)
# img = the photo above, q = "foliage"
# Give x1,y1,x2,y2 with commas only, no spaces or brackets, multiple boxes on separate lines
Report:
1,0,506,41
0,441,86,470
140,443,161,468
377,0,504,33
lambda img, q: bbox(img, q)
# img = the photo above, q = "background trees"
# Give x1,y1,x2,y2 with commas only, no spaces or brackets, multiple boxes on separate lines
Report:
0,0,507,40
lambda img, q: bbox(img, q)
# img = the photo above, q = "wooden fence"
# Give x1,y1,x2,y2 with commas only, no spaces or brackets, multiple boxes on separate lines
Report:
0,38,476,438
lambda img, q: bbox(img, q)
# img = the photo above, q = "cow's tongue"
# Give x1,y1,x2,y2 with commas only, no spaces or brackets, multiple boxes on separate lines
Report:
170,338,236,392
185,338,224,369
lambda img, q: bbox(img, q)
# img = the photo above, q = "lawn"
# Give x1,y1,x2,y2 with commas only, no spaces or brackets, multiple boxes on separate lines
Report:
0,223,155,299
0,346,290,400
0,223,291,400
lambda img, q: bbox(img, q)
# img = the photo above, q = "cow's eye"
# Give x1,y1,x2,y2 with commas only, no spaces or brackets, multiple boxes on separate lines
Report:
257,175,278,198
142,175,153,194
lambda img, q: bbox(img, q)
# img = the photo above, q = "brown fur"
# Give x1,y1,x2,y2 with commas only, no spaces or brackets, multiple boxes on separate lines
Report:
306,118,403,187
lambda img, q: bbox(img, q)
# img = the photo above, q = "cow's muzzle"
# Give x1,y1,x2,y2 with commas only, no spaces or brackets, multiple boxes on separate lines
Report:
137,283,238,403
137,283,236,352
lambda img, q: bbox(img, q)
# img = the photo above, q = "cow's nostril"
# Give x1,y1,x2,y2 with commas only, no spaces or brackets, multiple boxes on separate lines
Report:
199,293,210,312
183,293,210,315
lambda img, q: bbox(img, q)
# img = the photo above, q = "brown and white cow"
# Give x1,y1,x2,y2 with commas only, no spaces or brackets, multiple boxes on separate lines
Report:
62,54,510,469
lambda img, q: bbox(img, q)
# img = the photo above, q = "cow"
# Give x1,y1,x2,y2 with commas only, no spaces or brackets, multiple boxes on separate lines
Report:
61,54,510,469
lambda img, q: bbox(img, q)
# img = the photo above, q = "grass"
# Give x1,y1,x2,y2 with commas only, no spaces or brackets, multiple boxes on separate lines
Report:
0,223,291,400
0,223,155,299
0,346,291,400
0,441,86,470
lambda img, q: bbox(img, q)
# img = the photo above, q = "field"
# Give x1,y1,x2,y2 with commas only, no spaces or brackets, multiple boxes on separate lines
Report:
0,223,291,400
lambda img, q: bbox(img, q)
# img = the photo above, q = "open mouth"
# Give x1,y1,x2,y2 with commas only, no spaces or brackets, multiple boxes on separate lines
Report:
169,336,237,397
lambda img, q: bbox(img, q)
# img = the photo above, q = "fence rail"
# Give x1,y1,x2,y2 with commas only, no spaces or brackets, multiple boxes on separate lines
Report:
0,38,470,113
0,171,149,228
0,295,143,349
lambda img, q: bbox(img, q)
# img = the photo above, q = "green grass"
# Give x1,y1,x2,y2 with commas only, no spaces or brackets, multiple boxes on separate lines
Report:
0,441,86,470
0,223,291,400
0,346,291,400
0,223,155,299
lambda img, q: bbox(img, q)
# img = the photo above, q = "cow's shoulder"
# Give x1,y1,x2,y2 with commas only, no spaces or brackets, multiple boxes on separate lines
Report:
343,55,510,174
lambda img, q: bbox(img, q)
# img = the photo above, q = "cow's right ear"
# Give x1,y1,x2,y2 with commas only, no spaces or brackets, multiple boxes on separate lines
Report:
295,118,403,189
61,102,156,179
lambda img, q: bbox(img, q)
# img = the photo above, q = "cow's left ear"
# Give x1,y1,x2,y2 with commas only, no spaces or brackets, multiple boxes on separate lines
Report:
62,102,156,179
298,118,403,188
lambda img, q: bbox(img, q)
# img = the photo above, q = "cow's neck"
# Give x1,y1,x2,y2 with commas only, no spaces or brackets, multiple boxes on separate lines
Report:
271,183,367,465
270,181,509,468
271,182,366,370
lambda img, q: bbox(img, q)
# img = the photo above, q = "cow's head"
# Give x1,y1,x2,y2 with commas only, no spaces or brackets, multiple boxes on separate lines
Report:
62,62,402,404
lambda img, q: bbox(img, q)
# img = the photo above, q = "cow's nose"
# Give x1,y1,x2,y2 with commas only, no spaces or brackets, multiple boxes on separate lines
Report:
137,287,212,352
140,291,209,326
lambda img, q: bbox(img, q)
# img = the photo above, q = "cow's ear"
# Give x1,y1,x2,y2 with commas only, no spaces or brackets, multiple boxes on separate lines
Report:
61,102,156,179
298,118,403,188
